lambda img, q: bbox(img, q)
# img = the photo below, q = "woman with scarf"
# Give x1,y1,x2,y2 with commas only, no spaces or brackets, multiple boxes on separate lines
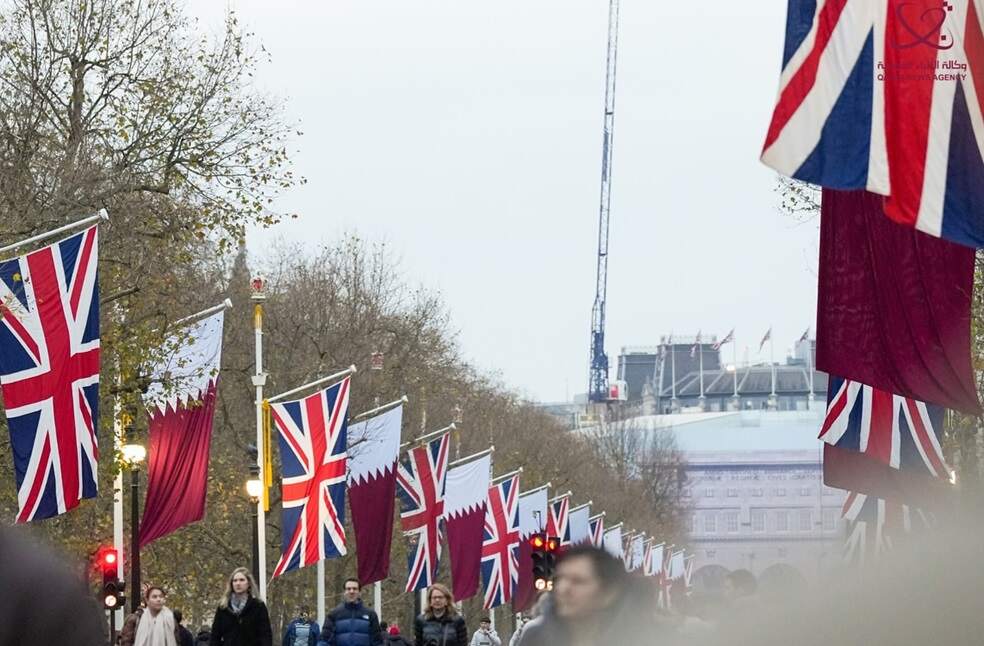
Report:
209,567,273,646
120,586,179,646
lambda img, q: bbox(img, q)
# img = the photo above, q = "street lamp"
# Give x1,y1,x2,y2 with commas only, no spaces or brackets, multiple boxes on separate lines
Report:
121,425,145,613
246,448,262,583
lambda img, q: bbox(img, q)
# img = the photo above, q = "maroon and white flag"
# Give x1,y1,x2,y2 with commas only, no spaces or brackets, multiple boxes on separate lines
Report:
444,453,491,601
347,404,403,585
139,310,224,547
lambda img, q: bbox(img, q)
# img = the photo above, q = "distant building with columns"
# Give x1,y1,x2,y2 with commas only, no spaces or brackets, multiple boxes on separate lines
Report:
600,407,847,591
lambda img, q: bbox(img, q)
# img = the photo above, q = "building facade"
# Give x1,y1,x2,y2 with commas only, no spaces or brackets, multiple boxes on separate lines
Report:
605,407,847,591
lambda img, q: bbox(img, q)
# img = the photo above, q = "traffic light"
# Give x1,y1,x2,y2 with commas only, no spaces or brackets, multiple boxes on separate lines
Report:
98,547,124,610
530,533,560,591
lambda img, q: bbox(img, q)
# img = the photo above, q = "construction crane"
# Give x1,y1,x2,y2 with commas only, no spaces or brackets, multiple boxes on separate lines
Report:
588,0,621,403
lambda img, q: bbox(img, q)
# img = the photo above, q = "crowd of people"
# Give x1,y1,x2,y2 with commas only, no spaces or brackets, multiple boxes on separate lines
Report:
15,520,984,646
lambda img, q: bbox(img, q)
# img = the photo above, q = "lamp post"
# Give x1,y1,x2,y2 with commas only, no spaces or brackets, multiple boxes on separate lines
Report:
246,462,263,584
121,426,146,613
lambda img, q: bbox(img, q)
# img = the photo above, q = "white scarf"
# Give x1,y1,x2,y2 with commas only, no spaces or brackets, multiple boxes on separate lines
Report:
134,607,177,646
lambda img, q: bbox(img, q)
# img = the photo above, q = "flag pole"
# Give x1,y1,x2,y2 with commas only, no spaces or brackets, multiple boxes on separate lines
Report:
698,332,705,409
549,491,573,503
521,482,552,496
317,560,325,627
732,334,739,400
400,423,456,450
589,512,606,521
171,299,233,329
448,446,494,468
251,279,269,601
353,396,408,421
492,467,523,485
267,365,358,403
807,332,815,405
0,208,108,256
670,335,677,411
569,500,593,513
769,325,777,408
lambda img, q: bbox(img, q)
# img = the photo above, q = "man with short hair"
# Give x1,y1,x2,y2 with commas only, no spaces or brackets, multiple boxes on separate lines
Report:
318,578,383,646
284,608,320,646
469,618,500,646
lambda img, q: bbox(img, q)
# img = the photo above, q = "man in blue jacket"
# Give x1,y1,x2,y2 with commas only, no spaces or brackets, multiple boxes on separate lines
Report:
318,578,383,646
284,608,320,646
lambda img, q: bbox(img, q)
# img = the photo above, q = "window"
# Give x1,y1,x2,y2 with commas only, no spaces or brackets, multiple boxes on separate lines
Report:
704,513,717,533
823,487,838,497
691,514,698,534
776,511,789,531
823,509,837,531
751,488,764,497
751,509,765,532
799,487,812,497
727,488,739,497
706,550,716,559
775,487,787,497
799,509,812,531
726,512,739,533
704,488,715,498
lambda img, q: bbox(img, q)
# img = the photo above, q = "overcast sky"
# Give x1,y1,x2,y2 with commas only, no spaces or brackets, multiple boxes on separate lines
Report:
189,0,817,403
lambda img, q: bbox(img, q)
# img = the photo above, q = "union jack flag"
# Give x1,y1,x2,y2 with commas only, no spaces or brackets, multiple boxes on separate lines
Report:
481,474,520,609
546,495,570,545
712,329,734,350
842,491,932,564
397,433,450,592
270,378,350,577
0,226,100,523
820,376,951,482
657,547,674,609
589,514,605,548
762,0,984,247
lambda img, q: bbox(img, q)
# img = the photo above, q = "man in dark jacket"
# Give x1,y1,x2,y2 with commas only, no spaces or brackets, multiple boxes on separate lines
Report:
318,578,383,646
284,608,320,646
175,610,196,646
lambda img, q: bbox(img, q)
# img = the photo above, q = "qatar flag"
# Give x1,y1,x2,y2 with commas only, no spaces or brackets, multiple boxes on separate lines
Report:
444,453,491,600
512,487,548,613
603,525,623,560
139,310,224,547
347,405,403,584
568,505,591,545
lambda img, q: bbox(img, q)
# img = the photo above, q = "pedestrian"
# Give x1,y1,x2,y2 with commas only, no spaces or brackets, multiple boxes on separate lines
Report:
506,618,530,646
284,608,320,646
383,625,410,646
413,583,467,646
469,618,499,646
175,611,195,646
318,577,383,646
208,567,273,646
196,626,211,646
516,544,657,646
120,586,179,646
0,528,103,645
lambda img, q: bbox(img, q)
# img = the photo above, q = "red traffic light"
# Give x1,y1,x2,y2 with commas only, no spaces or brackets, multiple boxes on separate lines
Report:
103,550,117,566
545,537,559,553
530,534,546,550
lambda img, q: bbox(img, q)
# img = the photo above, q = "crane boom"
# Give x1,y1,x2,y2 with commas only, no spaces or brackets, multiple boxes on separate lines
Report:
588,0,621,403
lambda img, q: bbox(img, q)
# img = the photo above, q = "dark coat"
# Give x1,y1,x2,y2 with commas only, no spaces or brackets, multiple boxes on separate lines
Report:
209,597,274,646
0,529,104,646
413,613,467,646
197,630,213,645
284,619,320,646
385,635,412,646
319,600,382,646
